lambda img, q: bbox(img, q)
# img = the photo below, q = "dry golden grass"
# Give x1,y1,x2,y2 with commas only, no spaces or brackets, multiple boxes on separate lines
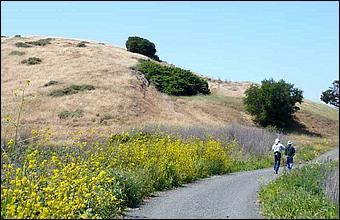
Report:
1,36,338,146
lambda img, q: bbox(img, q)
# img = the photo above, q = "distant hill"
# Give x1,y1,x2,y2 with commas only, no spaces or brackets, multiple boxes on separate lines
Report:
1,36,338,144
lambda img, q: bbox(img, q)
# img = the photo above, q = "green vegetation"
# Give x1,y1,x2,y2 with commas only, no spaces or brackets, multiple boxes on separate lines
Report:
259,161,339,219
1,126,330,219
321,80,339,108
44,80,58,87
25,38,53,46
229,154,273,172
76,41,87,47
294,145,325,162
137,60,210,96
49,84,95,97
15,42,32,48
14,35,21,38
126,36,159,60
244,78,303,128
21,57,42,65
58,109,83,119
9,50,25,56
1,132,238,218
99,113,113,124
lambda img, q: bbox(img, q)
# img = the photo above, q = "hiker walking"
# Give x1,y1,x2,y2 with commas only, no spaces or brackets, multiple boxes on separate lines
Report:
284,141,295,170
272,138,285,174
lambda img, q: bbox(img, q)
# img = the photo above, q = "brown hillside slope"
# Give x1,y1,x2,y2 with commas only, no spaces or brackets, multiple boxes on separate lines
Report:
1,36,338,145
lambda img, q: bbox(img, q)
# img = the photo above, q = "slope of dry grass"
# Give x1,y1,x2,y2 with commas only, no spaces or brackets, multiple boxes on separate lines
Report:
1,36,338,146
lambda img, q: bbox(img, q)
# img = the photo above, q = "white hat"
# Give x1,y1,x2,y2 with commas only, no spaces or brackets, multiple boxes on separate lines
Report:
288,141,292,145
275,138,280,144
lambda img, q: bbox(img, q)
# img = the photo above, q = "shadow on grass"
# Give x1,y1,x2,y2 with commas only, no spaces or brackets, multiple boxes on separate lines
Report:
283,119,323,137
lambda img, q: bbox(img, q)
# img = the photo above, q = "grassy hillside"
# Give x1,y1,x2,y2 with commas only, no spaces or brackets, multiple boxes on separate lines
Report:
1,35,338,219
1,36,339,146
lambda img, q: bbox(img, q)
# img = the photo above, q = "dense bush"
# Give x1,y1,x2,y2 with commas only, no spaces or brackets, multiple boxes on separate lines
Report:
137,60,210,96
15,42,31,48
25,38,53,46
126,36,158,59
44,80,58,87
58,109,83,119
76,41,87,47
244,78,303,128
49,84,95,97
21,57,42,65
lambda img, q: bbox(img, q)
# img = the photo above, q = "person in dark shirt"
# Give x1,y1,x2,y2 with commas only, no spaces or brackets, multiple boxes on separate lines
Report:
285,141,295,170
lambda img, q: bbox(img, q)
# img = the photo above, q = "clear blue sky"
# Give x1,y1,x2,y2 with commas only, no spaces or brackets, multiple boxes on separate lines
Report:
1,1,339,103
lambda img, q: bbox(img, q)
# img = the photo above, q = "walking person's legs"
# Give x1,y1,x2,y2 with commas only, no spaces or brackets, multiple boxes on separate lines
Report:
277,154,281,173
273,154,277,173
288,156,293,170
274,153,281,174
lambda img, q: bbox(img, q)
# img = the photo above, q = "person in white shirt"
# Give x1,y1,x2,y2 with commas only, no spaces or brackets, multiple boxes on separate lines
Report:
272,138,285,174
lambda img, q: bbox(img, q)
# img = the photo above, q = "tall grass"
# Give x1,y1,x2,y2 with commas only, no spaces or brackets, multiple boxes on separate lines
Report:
129,123,287,157
259,160,339,219
323,165,339,204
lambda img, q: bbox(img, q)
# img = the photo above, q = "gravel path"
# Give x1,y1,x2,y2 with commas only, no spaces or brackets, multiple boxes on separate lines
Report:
124,148,339,219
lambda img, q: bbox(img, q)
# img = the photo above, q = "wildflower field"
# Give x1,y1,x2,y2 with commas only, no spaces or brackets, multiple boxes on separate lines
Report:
1,128,254,219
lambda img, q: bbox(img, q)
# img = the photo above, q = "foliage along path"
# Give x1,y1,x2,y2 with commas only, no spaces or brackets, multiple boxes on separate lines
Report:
124,148,339,219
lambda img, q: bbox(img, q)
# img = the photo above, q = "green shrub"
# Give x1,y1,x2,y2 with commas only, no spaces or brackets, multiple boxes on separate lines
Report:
14,35,21,38
110,169,154,208
9,51,25,56
58,109,83,119
137,60,210,96
100,113,113,124
44,80,58,87
244,78,303,128
15,42,32,48
21,57,42,65
49,84,95,97
295,145,321,162
259,162,339,219
25,38,53,46
76,41,87,47
126,36,158,59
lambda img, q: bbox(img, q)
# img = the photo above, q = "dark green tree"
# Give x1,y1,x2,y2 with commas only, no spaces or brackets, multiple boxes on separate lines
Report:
320,80,339,108
126,36,158,59
244,78,303,128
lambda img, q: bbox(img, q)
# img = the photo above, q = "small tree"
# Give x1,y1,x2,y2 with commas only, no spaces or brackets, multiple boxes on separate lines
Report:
125,36,158,59
244,78,303,128
321,80,339,108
